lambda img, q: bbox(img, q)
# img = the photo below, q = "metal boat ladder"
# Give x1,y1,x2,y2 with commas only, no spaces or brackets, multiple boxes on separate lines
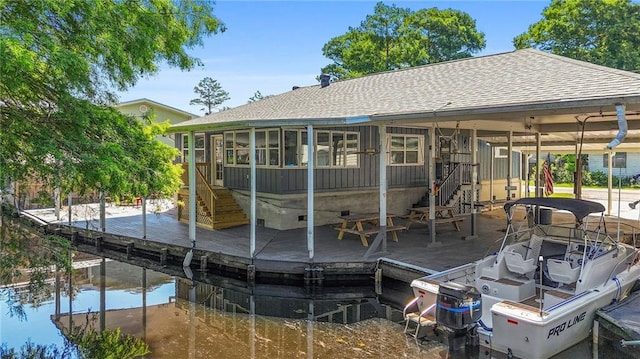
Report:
403,297,436,339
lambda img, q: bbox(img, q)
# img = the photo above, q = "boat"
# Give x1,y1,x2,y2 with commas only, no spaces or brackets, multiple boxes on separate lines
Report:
404,197,640,359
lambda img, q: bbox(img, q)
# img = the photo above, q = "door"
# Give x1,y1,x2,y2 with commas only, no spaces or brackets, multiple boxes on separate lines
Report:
210,135,224,186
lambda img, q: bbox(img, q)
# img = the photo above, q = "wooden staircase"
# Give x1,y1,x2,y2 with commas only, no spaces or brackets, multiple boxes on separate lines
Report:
177,163,249,230
412,162,480,213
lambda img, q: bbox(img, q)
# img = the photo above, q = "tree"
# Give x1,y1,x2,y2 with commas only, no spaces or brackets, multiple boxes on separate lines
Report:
1,0,225,197
247,90,273,103
0,0,224,307
321,2,485,80
189,77,230,114
514,0,640,72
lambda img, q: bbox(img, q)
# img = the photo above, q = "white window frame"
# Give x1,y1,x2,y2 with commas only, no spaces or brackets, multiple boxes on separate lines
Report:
315,130,360,168
386,134,424,166
224,129,280,167
181,133,206,163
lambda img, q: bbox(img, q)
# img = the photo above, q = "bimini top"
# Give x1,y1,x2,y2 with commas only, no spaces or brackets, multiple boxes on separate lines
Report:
504,197,605,220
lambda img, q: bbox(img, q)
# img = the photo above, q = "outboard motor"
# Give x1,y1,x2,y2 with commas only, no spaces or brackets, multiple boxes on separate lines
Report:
436,282,482,351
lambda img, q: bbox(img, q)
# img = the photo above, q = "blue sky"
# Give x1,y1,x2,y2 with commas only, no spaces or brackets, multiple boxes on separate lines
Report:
119,1,549,115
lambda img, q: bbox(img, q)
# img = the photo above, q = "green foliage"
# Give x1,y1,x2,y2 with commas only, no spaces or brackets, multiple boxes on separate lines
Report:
514,0,640,72
0,341,69,359
247,90,273,103
1,0,222,197
321,2,485,80
71,326,150,359
189,77,231,114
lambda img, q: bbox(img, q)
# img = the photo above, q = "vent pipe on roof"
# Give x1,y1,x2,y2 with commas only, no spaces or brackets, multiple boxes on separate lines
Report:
292,86,300,90
606,103,627,150
320,74,330,88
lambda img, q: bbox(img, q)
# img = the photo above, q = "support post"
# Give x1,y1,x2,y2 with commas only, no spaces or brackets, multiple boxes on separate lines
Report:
507,131,513,200
188,131,196,249
365,125,389,257
535,133,541,196
99,192,106,232
429,123,440,246
464,128,478,240
142,196,147,239
250,128,256,258
608,151,613,216
307,125,315,261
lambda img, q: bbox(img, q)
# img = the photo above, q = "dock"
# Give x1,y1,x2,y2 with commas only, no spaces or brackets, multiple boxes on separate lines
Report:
20,202,514,286
595,289,640,358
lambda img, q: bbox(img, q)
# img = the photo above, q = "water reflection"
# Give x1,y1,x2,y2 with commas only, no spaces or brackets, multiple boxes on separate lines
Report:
2,253,448,358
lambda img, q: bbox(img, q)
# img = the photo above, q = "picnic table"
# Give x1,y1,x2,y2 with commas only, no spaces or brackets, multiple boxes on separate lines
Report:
404,206,464,231
334,212,406,247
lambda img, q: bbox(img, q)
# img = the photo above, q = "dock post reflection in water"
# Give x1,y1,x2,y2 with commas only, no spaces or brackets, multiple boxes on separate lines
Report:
250,295,255,359
188,270,196,359
67,249,73,330
55,271,61,321
142,267,147,342
307,301,314,359
100,256,106,332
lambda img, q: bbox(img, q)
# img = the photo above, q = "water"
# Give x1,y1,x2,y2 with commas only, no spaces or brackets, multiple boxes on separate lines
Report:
1,254,627,359
1,254,447,358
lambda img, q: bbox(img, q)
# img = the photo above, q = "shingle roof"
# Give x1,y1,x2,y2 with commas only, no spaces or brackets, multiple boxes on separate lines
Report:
171,49,640,131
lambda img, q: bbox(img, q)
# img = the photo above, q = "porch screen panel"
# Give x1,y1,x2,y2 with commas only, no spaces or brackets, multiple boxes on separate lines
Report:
235,131,249,165
268,130,279,166
284,130,298,166
316,131,330,167
255,131,266,166
332,132,344,166
225,132,234,164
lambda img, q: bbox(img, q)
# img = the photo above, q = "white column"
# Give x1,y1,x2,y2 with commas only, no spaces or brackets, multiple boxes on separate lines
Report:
535,133,541,197
250,128,256,258
378,125,387,251
507,131,513,200
429,123,439,246
142,196,147,239
466,129,478,239
99,192,105,232
524,154,530,198
307,125,315,261
188,131,196,248
608,152,614,216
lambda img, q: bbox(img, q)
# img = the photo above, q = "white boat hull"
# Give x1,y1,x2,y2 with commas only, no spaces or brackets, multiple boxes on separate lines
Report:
410,248,640,359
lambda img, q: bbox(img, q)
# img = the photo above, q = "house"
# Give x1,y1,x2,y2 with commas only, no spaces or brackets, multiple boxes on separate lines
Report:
13,99,197,210
169,49,640,233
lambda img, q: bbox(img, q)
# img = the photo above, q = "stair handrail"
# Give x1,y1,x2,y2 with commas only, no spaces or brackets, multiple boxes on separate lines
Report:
437,163,462,206
182,163,218,221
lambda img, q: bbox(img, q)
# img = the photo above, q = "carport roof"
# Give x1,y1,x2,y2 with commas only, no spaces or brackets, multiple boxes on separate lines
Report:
171,48,640,153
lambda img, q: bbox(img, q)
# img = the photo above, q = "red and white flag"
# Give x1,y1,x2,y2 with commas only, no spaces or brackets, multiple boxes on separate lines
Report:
543,154,554,196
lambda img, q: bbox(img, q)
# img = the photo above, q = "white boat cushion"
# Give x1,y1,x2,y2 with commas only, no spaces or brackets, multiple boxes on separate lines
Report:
547,259,581,285
504,251,537,275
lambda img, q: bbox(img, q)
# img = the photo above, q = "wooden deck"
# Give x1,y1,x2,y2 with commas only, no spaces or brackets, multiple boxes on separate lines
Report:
30,205,512,284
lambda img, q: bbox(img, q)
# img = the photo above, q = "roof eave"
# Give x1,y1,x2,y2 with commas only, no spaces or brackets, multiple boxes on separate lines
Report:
168,115,372,133
374,95,640,123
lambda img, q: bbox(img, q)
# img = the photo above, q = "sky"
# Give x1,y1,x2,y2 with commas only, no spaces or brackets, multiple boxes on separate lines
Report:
118,1,550,115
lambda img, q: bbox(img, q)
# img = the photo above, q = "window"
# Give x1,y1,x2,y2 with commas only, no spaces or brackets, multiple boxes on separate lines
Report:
387,134,424,165
603,152,627,168
225,129,359,168
315,131,360,167
225,129,280,167
181,133,205,162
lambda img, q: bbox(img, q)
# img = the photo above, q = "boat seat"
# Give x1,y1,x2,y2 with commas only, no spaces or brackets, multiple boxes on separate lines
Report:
504,251,537,276
547,259,580,285
503,234,544,277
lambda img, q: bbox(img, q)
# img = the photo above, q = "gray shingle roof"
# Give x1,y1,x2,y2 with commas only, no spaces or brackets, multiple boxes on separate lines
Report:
172,49,640,131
